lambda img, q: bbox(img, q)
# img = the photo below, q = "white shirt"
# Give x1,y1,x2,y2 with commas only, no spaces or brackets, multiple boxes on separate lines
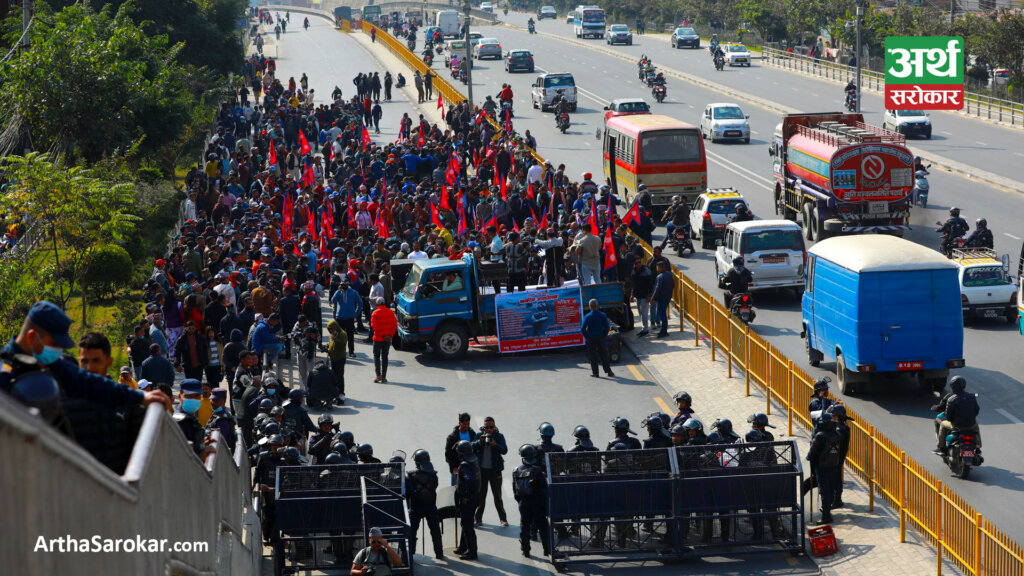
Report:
184,199,197,221
369,282,385,301
527,164,544,184
214,282,236,308
408,250,428,260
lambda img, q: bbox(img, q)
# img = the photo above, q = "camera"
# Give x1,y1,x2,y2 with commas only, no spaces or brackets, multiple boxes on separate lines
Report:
364,568,376,576
479,433,492,445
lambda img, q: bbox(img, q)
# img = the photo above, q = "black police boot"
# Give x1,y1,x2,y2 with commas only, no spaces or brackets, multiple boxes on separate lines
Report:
820,509,834,524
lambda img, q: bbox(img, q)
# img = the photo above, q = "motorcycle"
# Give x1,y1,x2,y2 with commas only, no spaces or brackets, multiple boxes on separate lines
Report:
669,224,694,257
504,5,509,15
644,70,658,86
652,84,666,103
914,168,930,207
556,112,570,133
845,91,857,112
729,293,756,324
528,22,536,34
499,98,514,115
423,51,434,66
407,38,416,51
714,54,725,71
936,414,983,479
935,221,966,258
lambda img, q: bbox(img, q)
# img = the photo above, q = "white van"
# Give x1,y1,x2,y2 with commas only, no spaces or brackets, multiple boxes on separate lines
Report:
435,10,461,38
715,220,806,298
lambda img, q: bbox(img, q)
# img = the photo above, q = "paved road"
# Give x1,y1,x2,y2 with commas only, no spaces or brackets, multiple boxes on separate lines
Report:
268,19,823,574
447,20,1024,538
501,11,1024,189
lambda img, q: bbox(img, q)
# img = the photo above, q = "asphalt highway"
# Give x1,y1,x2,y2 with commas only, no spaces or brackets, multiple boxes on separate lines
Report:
454,16,1024,538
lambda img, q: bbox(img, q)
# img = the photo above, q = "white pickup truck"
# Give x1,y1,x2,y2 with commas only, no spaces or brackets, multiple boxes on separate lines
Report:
951,249,1017,324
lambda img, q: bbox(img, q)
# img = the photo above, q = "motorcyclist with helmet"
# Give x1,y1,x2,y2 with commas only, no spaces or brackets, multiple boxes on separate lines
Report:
483,95,498,117
931,375,981,457
844,79,858,110
552,89,571,129
722,255,753,307
964,218,994,249
659,195,691,249
497,83,514,112
732,203,753,222
937,207,970,256
579,171,599,196
713,43,726,69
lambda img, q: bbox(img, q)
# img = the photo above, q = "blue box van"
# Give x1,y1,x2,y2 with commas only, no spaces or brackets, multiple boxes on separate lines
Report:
801,236,964,395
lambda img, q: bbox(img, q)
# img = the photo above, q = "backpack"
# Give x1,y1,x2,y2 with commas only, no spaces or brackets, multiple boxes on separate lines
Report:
819,434,844,468
513,466,535,497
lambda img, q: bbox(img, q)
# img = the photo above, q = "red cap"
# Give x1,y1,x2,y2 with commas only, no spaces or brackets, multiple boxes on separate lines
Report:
155,259,166,266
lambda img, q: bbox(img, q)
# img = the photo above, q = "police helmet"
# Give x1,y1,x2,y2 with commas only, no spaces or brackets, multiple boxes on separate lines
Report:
611,416,631,431
340,430,355,445
813,377,831,393
268,434,285,446
976,218,987,228
736,204,747,213
288,388,305,402
357,443,374,456
609,442,629,451
413,449,431,463
817,412,836,428
330,440,347,453
637,183,648,191
9,367,61,421
390,454,405,463
745,429,764,443
683,418,703,432
259,398,274,412
283,446,301,463
572,425,591,439
713,418,735,437
732,256,744,266
827,404,853,421
262,421,281,435
657,413,671,429
950,207,960,217
324,452,343,464
599,184,610,192
538,422,555,438
456,439,478,462
670,424,687,436
641,413,663,430
672,195,681,203
270,406,284,417
318,413,335,426
519,443,538,464
949,375,967,394
674,391,692,406
747,412,775,428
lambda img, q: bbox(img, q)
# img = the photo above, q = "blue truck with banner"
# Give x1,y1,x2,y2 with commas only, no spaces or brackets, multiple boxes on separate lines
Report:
395,254,624,359
801,235,964,395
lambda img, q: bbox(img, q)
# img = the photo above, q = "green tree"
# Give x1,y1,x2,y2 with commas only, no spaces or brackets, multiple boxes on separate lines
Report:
739,0,788,43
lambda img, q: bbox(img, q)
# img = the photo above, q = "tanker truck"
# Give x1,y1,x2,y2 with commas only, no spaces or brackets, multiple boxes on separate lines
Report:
770,112,914,241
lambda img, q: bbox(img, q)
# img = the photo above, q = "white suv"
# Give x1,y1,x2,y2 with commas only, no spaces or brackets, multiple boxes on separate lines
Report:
715,220,806,298
952,249,1016,323
531,72,577,112
688,188,748,249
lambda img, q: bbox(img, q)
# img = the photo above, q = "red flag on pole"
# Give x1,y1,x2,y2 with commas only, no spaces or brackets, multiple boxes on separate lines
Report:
268,139,277,169
603,224,618,271
622,199,641,227
376,208,390,238
482,215,497,232
440,185,451,210
526,181,534,200
588,200,600,235
538,208,548,230
499,175,507,201
513,219,520,233
361,126,371,149
417,128,425,147
298,130,311,155
307,206,318,243
437,93,443,110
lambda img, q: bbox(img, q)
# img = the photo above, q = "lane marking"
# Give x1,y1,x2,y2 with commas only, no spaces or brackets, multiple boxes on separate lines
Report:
996,408,1022,424
628,364,644,380
654,397,673,415
1015,152,1024,158
942,130,953,135
1004,233,1021,240
976,141,988,146
456,369,467,380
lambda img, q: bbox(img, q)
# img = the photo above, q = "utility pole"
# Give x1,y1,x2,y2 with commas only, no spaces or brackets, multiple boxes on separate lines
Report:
463,0,473,108
855,0,863,113
22,0,30,48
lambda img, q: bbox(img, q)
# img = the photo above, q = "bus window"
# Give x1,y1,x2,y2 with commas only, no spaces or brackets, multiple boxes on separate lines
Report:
640,130,702,164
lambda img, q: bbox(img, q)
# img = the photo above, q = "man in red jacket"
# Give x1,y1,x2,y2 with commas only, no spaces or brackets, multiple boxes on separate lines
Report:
370,298,397,383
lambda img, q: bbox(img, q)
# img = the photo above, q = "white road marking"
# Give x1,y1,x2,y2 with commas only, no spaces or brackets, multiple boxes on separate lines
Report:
456,369,467,380
1004,233,1022,240
687,104,695,109
942,130,953,135
976,141,987,146
1015,152,1024,158
997,408,1022,424
811,93,819,97
751,130,760,135
584,141,592,146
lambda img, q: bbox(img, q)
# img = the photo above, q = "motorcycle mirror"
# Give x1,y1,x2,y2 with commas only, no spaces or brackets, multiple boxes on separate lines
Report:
603,105,609,110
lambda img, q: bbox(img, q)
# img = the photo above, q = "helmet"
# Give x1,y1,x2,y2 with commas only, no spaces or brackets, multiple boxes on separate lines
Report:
732,256,744,266
827,404,852,421
259,398,274,412
288,388,305,402
610,416,631,432
813,377,831,393
641,413,663,430
600,184,610,192
9,367,60,421
638,183,647,191
572,425,590,439
538,422,555,438
736,204,747,213
949,375,967,394
283,446,301,463
674,391,692,406
950,207,960,217
713,419,734,436
357,443,374,456
413,449,431,463
519,443,538,464
340,430,355,445
456,439,477,462
672,195,681,203
670,424,687,436
817,412,836,428
683,418,703,432
324,452,343,464
270,406,284,417
583,172,593,180
746,413,774,428
330,440,347,453
267,434,284,446
609,442,629,451
262,421,280,435
657,412,671,429
976,218,987,228
318,413,335,426
745,429,764,443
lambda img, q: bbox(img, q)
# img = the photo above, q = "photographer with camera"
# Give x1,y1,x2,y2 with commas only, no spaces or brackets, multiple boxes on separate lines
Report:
351,527,402,575
473,416,509,527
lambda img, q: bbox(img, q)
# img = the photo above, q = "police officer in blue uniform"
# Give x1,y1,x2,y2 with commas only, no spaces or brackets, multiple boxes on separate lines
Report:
453,440,481,560
807,413,843,523
607,417,642,450
669,391,693,429
206,387,237,452
406,449,445,559
809,377,834,434
513,444,550,558
174,378,213,460
826,404,854,508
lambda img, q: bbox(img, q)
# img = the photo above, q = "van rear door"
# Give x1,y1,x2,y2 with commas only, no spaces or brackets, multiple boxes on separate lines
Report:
879,270,937,365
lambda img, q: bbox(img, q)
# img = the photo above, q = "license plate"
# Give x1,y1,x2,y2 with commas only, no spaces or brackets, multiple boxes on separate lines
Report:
762,256,785,263
726,131,741,136
984,309,998,318
961,450,975,458
897,361,923,370
736,58,747,62
868,201,888,215
714,223,726,228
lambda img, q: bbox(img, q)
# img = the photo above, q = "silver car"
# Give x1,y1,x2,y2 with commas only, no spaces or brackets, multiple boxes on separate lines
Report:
700,103,751,143
474,38,502,59
531,72,577,112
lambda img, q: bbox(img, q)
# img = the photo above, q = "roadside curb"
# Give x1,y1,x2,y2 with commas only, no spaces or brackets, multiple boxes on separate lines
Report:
495,21,1024,195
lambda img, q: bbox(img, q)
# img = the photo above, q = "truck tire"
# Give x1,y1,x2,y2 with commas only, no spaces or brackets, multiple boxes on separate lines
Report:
837,354,856,395
433,324,469,360
777,189,796,221
802,205,814,241
805,337,820,367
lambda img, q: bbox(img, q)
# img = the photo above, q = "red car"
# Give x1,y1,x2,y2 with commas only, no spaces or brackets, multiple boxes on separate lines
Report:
602,98,652,121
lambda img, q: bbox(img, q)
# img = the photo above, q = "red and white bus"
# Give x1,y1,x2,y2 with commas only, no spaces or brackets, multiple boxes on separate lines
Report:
602,114,707,212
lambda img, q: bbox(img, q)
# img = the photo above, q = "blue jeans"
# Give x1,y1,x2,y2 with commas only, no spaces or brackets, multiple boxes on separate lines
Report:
261,341,283,369
654,300,669,333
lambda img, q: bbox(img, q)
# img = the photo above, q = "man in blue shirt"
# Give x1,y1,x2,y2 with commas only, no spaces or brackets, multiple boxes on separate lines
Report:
330,279,362,357
580,299,614,378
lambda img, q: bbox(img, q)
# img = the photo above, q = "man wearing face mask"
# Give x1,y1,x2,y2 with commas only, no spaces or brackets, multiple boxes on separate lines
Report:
174,378,215,462
1,301,171,419
206,387,237,452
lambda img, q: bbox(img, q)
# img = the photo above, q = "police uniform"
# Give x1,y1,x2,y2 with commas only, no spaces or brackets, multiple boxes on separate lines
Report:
642,431,673,449
205,388,237,452
253,443,284,543
669,408,693,430
513,459,550,556
175,379,207,457
454,455,481,557
807,417,843,523
808,395,834,433
406,463,444,557
606,434,641,451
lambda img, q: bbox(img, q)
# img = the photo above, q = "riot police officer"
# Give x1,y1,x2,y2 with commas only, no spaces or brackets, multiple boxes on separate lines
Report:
174,378,213,460
308,414,338,463
809,377,834,433
406,449,444,559
453,440,481,560
569,425,599,452
807,413,844,523
336,429,358,460
743,413,781,539
253,434,285,544
330,440,356,464
513,444,550,558
670,424,687,446
607,417,642,450
357,443,382,464
641,412,673,448
535,422,564,461
826,404,854,508
282,446,303,465
707,418,740,445
745,413,775,443
206,387,237,452
670,391,693,428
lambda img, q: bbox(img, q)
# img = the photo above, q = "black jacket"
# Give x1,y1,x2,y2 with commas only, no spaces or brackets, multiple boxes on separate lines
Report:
444,425,477,472
473,427,508,471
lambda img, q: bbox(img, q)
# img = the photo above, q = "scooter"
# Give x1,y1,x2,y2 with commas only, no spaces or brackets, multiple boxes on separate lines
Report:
669,224,694,257
423,51,434,66
407,38,416,51
729,292,756,324
652,84,666,103
556,112,570,133
528,22,536,34
845,91,857,112
504,6,509,15
935,221,965,258
714,54,725,71
914,167,931,207
935,414,983,479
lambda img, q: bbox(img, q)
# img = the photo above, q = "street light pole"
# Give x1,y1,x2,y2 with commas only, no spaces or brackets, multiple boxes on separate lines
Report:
855,0,863,113
463,0,473,108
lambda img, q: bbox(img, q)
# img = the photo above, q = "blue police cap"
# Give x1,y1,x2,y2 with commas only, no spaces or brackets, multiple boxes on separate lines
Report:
180,378,203,395
28,301,75,349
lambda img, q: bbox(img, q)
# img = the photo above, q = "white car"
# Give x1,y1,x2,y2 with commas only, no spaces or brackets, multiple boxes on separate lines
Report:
531,72,577,111
689,188,750,249
480,2,494,13
715,220,806,298
566,13,574,23
724,43,751,67
467,31,484,46
883,109,933,139
952,249,1016,323
700,103,750,143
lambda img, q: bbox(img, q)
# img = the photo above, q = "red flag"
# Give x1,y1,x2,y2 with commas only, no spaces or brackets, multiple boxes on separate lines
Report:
268,139,277,168
282,193,293,241
513,219,520,233
457,203,467,236
588,200,599,235
499,175,507,201
361,126,371,149
622,199,641,227
526,181,534,200
376,208,390,238
307,207,318,243
303,164,315,188
318,234,328,266
473,147,479,169
530,205,538,224
437,93,443,110
538,208,548,230
445,153,460,185
603,224,618,271
329,142,335,164
417,128,425,147
440,185,451,210
348,192,356,228
475,109,487,125
298,130,311,155
431,202,444,228
482,215,497,232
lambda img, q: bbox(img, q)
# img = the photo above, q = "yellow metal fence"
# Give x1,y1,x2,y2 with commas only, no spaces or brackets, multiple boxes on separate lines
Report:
342,17,1023,575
